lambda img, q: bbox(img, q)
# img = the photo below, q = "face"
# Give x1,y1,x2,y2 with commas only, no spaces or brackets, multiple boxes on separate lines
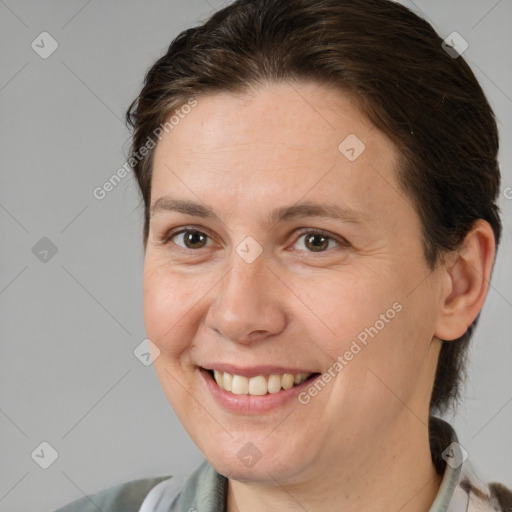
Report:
143,81,445,483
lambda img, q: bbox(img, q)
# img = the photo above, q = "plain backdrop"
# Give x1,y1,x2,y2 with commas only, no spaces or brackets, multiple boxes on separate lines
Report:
1,1,511,511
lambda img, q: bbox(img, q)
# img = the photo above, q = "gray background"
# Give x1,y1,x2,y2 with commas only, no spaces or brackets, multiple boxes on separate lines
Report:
1,1,511,511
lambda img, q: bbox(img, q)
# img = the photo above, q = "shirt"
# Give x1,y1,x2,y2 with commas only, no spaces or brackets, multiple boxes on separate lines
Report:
54,417,512,512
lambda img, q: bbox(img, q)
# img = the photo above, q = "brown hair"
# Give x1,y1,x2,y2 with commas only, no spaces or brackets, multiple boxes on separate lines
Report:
125,0,501,415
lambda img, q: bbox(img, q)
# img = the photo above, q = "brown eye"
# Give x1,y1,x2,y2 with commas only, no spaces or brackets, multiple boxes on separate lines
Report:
294,231,341,253
173,230,210,249
305,234,330,252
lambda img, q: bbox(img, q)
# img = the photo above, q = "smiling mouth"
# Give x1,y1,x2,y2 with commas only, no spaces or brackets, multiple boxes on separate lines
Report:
204,368,320,396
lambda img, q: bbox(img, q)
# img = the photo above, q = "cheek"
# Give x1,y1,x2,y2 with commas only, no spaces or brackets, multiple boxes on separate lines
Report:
292,269,400,359
329,290,437,419
142,261,205,357
298,266,430,393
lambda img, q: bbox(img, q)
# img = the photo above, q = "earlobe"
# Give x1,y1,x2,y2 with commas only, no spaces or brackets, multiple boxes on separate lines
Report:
434,220,496,341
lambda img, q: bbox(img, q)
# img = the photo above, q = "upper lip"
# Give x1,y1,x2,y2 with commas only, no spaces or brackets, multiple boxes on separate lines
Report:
201,363,318,378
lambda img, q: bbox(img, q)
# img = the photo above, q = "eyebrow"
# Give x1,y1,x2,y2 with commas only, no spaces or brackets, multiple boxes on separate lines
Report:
150,196,369,226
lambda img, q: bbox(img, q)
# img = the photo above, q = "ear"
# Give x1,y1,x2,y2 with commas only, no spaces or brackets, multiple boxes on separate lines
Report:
434,219,496,341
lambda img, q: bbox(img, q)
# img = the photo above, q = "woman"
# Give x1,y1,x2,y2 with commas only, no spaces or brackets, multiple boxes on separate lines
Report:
55,0,511,510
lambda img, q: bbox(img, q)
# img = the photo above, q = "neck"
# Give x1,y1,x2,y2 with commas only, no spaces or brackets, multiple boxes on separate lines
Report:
226,414,443,512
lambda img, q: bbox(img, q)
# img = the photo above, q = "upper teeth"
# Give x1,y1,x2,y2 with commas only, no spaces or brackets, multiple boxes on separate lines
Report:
213,370,312,395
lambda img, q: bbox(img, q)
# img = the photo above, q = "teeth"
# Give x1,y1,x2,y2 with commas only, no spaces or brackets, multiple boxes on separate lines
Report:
223,372,233,391
232,375,249,395
267,374,282,394
248,375,268,396
281,373,294,390
211,370,313,395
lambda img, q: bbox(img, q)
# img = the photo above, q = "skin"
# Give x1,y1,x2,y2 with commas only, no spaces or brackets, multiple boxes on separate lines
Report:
143,80,495,512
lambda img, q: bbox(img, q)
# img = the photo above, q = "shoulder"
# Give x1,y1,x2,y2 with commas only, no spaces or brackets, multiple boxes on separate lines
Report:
457,462,512,512
53,475,173,512
429,417,512,512
488,481,512,511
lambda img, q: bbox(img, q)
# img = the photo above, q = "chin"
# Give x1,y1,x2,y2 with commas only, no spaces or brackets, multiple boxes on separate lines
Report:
201,442,313,484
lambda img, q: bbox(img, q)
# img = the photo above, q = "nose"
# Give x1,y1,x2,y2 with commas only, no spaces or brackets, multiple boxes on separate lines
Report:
205,254,288,345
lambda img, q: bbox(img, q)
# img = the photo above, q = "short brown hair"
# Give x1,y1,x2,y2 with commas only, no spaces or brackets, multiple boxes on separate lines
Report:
126,0,501,415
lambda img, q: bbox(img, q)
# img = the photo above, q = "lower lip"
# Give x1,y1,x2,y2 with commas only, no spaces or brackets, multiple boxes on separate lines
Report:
199,368,321,414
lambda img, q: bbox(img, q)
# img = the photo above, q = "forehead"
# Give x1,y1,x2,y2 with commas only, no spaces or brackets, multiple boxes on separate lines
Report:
154,81,384,162
150,81,413,227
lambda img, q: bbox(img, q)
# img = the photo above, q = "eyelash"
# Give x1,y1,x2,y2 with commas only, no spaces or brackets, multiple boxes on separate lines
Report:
158,226,349,254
